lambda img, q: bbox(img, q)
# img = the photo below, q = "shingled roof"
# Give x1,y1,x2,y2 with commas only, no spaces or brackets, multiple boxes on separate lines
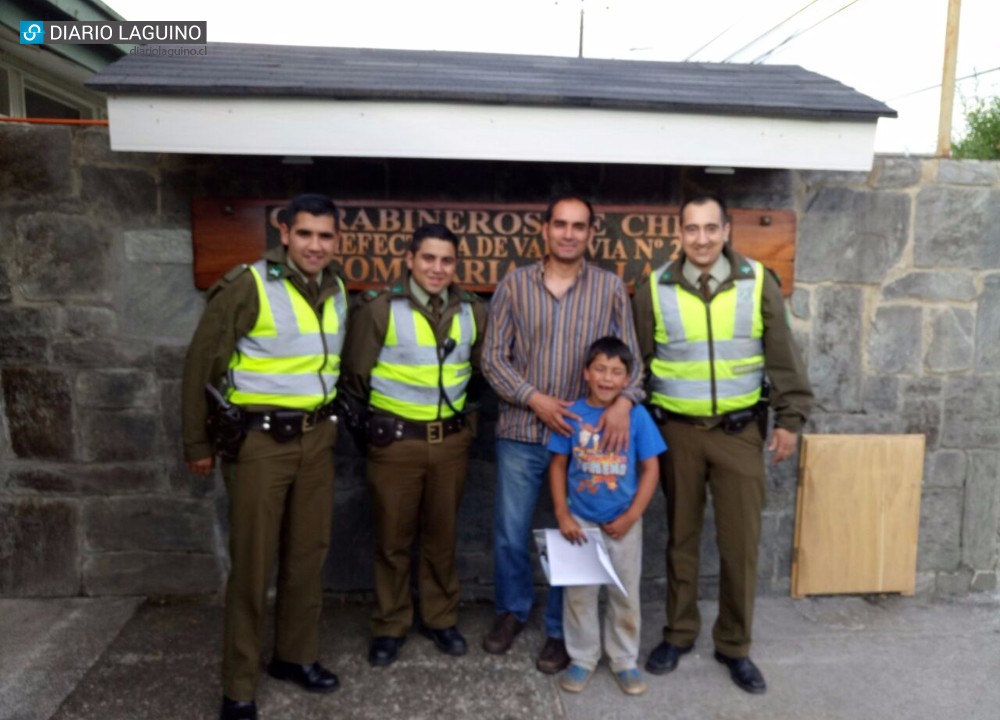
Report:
88,43,895,122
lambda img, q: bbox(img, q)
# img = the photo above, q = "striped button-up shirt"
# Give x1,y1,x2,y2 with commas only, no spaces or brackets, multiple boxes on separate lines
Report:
483,260,644,444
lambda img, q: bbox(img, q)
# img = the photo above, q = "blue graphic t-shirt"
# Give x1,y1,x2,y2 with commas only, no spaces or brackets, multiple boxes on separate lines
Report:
547,399,667,524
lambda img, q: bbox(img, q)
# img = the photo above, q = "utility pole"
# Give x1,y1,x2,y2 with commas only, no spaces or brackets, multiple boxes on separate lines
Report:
936,0,962,156
578,2,585,58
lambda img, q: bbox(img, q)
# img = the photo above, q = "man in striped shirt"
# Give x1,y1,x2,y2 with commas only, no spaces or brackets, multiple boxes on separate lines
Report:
482,194,644,673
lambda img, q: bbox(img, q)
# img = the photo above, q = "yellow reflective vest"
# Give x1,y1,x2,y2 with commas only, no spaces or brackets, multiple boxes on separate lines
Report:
369,298,476,421
649,260,765,417
226,260,347,410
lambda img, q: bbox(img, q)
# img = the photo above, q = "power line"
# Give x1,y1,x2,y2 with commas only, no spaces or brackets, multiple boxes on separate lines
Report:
887,65,1000,101
750,0,864,64
685,20,742,62
721,0,824,63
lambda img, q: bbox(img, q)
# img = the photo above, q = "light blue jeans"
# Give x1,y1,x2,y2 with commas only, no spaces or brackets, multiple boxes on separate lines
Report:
493,439,563,638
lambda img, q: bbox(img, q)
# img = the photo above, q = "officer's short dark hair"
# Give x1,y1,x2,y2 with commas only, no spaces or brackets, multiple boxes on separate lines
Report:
281,194,339,228
679,193,729,225
543,194,596,226
585,336,633,374
410,223,459,254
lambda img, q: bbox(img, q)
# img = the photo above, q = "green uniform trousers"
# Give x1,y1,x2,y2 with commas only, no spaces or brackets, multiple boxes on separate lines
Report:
221,420,336,701
367,427,473,636
658,418,765,657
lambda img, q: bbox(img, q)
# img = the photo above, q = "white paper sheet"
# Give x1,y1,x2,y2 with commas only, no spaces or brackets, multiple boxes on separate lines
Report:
533,528,627,596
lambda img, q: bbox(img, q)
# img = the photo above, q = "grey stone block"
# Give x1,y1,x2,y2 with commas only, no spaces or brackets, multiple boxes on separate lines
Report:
810,286,863,411
924,450,966,489
961,451,999,569
873,157,923,188
868,306,922,374
83,497,215,553
798,169,871,188
79,410,163,462
123,264,204,339
926,307,974,373
863,376,899,412
73,127,158,167
810,413,905,435
790,287,810,320
0,124,72,198
51,339,151,368
915,186,1000,268
64,306,117,338
935,566,973,596
13,213,114,302
941,377,1000,449
9,464,163,494
969,571,997,592
80,166,157,218
0,337,48,365
974,274,1000,372
0,307,60,337
901,395,941,449
124,230,193,264
153,343,189,380
76,370,158,409
83,552,220,595
917,489,962,571
1,368,74,460
936,159,999,185
798,188,910,283
0,261,10,301
0,499,78,595
902,377,942,397
882,271,977,302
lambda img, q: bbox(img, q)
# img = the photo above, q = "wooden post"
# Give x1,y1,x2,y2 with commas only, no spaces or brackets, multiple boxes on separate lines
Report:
937,0,962,156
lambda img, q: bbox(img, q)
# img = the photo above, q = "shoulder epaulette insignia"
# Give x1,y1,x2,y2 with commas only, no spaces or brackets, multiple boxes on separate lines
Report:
222,263,250,282
462,290,482,302
365,289,380,299
660,270,672,282
391,283,405,294
266,264,283,279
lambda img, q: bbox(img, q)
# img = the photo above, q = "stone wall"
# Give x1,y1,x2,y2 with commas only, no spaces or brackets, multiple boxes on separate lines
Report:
1,124,997,600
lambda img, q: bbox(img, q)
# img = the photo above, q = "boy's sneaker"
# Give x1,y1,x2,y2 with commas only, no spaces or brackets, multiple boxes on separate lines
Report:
614,667,648,695
559,664,594,693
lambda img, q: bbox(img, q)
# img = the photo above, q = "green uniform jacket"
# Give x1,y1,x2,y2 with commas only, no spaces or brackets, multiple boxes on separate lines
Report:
339,270,489,406
181,247,348,462
631,245,813,433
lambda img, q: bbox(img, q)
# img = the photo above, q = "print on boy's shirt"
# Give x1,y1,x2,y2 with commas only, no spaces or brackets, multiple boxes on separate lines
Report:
573,424,628,493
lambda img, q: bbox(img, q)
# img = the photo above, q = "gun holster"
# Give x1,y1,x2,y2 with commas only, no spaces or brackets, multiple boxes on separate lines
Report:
205,386,246,461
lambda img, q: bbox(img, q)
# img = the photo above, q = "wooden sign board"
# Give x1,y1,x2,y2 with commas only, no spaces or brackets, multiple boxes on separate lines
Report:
192,199,796,294
791,434,925,598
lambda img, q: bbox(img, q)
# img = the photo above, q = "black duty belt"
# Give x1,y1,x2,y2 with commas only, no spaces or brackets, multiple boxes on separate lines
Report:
244,402,338,439
370,414,464,445
652,405,760,434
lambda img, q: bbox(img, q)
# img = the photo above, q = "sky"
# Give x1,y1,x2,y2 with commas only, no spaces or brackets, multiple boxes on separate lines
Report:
105,0,1000,155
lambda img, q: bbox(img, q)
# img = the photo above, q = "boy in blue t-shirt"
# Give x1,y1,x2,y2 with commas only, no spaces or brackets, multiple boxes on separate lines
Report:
547,336,666,696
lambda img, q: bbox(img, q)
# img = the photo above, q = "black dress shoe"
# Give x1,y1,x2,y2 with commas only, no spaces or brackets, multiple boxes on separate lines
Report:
267,659,340,693
220,696,257,720
420,625,468,656
644,641,694,675
714,651,767,694
368,636,405,667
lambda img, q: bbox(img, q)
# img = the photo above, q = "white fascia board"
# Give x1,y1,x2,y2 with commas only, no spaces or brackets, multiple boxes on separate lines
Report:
106,95,878,171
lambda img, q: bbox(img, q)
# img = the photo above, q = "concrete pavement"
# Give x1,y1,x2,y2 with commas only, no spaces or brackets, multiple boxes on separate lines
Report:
1,593,998,720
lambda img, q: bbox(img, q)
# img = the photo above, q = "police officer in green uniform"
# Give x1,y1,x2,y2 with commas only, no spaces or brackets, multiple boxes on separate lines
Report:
182,195,347,720
339,223,488,667
632,194,812,695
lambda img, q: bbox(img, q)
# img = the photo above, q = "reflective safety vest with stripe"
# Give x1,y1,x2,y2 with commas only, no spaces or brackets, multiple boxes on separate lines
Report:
226,260,347,410
649,261,765,417
369,298,476,421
